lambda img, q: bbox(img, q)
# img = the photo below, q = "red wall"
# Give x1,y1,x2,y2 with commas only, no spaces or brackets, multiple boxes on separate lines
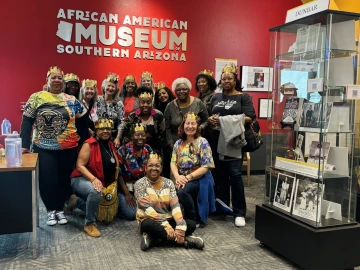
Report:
0,0,301,132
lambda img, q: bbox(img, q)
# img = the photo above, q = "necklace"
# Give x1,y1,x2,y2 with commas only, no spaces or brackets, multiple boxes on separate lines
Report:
99,142,115,163
147,176,161,184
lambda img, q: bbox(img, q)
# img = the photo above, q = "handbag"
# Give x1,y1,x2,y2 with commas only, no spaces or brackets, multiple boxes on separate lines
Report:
97,181,118,223
240,95,263,152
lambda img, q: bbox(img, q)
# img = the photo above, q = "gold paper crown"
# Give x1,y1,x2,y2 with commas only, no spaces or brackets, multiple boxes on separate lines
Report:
64,73,80,83
141,71,152,79
155,81,166,90
47,66,64,77
185,112,197,120
106,72,119,83
124,74,135,82
139,92,153,99
199,69,214,77
95,118,114,129
134,123,145,132
82,79,97,88
149,152,162,163
222,63,238,74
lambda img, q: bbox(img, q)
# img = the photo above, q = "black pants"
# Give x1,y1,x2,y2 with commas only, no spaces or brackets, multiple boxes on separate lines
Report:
212,154,246,218
209,131,246,218
140,218,196,241
161,145,171,179
33,146,77,211
177,180,199,222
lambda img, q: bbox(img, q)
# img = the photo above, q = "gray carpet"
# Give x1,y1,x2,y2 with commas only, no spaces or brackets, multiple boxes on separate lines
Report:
0,176,300,270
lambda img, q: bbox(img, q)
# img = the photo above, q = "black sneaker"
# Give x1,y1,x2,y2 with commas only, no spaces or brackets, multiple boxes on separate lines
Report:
140,233,152,251
184,235,204,250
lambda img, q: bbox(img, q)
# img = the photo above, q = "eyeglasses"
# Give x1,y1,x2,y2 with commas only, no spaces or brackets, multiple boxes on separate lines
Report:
175,88,189,92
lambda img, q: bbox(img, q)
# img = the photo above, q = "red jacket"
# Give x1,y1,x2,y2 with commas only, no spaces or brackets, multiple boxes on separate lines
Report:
70,136,119,187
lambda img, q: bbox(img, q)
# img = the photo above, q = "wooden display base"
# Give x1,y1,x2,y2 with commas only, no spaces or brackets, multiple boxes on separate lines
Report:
255,205,360,270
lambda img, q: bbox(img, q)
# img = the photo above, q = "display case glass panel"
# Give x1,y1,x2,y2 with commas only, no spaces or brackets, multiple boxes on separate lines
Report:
265,11,360,228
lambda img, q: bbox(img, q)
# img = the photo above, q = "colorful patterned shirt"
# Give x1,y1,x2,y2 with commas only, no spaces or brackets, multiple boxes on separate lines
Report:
134,177,187,232
117,142,153,182
22,91,86,150
171,137,215,175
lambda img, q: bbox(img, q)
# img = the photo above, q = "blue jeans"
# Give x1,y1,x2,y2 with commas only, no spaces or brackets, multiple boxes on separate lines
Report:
71,177,102,225
117,192,136,220
177,179,200,222
214,158,246,218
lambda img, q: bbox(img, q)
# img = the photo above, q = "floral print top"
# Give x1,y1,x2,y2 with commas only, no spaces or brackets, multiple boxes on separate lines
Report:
117,141,153,183
171,137,214,176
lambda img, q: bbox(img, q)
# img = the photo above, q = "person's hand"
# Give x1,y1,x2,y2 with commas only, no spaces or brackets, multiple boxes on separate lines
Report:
125,193,136,209
175,230,185,244
114,137,121,148
92,178,103,192
22,148,31,154
166,227,176,241
175,175,188,189
208,115,220,126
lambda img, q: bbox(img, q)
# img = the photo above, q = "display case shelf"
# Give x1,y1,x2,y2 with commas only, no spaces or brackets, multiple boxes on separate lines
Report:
267,165,350,180
275,49,358,60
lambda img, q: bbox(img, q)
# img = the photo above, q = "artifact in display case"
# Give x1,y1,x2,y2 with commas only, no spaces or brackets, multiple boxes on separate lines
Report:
273,173,296,213
292,177,324,223
255,9,360,270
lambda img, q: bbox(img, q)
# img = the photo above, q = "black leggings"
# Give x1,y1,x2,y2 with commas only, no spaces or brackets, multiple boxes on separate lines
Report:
33,146,77,211
140,219,196,241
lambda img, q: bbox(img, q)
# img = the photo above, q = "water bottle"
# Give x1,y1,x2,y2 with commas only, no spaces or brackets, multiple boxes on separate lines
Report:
1,119,11,135
5,131,22,167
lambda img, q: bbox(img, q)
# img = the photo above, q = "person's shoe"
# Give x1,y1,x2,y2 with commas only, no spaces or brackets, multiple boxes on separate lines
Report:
55,211,68,225
84,224,101,237
64,194,78,214
184,235,204,250
235,217,246,227
215,198,233,215
140,233,152,251
46,210,57,226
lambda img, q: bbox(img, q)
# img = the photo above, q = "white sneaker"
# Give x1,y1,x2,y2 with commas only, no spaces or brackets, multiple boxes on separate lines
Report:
46,210,57,226
235,217,246,227
56,211,68,225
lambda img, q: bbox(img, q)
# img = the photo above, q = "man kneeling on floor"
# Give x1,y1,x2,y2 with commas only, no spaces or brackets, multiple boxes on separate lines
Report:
134,153,204,251
67,118,119,237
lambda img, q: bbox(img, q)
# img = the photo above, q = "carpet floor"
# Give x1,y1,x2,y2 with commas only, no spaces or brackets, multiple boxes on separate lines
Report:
0,176,308,270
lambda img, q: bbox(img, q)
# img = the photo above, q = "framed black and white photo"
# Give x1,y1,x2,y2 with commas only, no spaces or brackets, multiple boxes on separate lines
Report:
258,98,273,119
292,178,324,222
273,173,296,213
307,78,323,93
241,66,273,92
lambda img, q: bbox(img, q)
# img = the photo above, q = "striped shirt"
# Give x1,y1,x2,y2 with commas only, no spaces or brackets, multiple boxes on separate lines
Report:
134,177,187,232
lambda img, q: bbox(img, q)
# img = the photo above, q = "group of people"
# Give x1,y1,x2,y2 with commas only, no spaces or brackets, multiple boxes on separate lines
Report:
20,63,256,251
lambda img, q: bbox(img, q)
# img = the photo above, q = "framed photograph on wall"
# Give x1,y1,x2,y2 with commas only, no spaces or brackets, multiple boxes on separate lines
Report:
258,98,273,119
241,66,273,92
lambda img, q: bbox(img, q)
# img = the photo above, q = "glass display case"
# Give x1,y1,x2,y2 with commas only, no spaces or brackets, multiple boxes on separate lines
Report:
255,10,360,270
265,10,360,229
